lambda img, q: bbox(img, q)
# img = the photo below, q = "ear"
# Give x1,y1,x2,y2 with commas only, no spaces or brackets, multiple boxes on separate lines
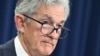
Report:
14,14,25,33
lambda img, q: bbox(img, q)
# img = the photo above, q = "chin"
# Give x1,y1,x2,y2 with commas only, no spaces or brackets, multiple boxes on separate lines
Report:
41,50,53,56
39,46,54,56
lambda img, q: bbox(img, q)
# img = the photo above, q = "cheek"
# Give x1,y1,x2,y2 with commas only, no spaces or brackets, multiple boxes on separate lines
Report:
26,22,41,38
24,23,42,48
53,40,58,48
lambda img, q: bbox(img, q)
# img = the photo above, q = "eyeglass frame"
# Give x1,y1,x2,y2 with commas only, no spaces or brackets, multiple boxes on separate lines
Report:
22,14,70,39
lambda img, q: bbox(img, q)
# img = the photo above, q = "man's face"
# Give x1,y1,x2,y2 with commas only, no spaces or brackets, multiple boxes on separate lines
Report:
21,5,65,55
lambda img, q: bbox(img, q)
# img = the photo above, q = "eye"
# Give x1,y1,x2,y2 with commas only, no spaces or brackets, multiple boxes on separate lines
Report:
42,20,49,24
57,24,63,28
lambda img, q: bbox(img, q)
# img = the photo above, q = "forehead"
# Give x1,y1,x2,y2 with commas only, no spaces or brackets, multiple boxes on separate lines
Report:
33,5,65,23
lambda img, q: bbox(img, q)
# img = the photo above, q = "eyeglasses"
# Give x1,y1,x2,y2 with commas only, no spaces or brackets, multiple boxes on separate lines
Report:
22,14,70,39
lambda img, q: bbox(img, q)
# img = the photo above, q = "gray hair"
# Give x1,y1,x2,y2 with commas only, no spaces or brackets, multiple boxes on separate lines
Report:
15,0,70,20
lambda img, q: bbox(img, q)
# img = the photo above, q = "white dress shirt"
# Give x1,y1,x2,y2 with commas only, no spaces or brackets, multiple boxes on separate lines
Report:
14,36,28,56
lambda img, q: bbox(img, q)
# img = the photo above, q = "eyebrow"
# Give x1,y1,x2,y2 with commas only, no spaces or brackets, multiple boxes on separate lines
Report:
42,14,65,24
43,14,52,20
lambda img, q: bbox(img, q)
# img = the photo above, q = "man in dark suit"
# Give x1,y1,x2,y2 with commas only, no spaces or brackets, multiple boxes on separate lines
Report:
0,0,70,56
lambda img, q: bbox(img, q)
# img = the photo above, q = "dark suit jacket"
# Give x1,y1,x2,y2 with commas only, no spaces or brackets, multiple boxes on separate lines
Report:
0,39,17,56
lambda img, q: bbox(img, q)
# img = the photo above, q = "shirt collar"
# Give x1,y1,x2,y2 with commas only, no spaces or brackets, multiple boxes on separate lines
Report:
14,36,28,56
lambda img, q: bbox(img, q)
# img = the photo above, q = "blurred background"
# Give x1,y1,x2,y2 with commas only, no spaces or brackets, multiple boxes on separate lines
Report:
0,0,100,56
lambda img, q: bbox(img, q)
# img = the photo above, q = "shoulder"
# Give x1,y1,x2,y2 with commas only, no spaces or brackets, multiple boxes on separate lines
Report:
0,39,14,49
0,39,16,56
0,44,3,56
0,42,10,56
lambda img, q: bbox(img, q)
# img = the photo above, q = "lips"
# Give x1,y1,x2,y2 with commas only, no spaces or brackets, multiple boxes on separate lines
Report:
42,40,54,46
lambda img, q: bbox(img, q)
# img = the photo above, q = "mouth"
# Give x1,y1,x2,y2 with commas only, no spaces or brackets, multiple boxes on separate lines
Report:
42,41,54,47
